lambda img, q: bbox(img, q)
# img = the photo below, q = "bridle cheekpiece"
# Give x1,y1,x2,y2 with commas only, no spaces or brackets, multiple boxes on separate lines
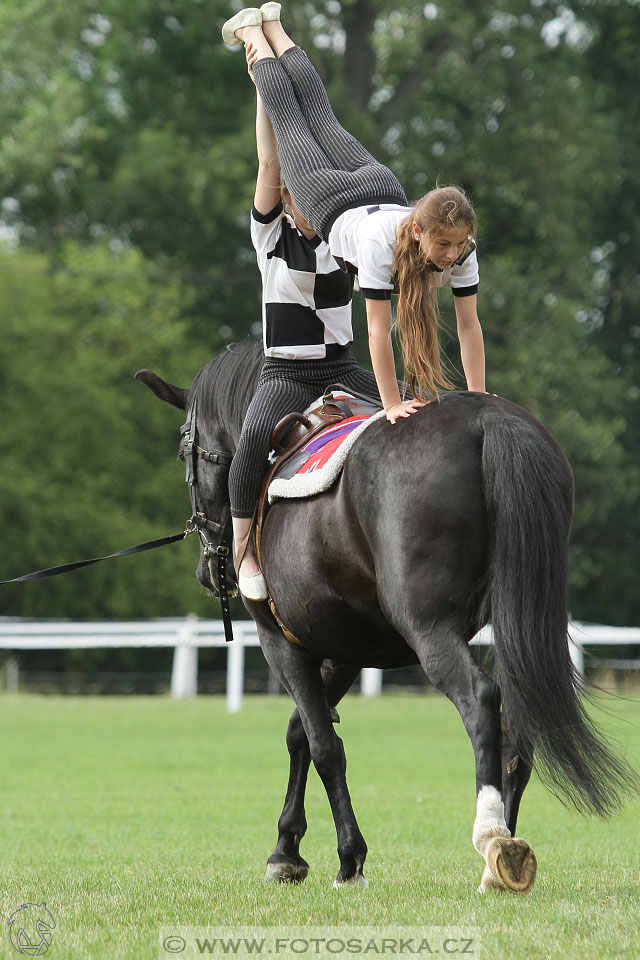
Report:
180,397,236,642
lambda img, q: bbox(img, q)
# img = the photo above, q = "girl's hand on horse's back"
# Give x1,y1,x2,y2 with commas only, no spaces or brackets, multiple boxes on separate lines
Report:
385,399,425,424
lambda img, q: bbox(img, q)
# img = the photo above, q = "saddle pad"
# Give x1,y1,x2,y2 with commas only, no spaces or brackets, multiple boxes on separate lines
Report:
268,409,385,502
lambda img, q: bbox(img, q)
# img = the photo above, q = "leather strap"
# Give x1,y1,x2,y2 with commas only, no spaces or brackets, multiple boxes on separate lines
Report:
181,397,236,641
268,598,303,647
0,531,189,584
190,513,227,537
208,543,233,643
328,398,354,418
323,383,382,409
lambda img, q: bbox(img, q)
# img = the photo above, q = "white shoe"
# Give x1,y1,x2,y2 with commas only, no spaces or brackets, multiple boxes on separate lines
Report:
238,567,268,601
260,2,281,21
222,7,263,46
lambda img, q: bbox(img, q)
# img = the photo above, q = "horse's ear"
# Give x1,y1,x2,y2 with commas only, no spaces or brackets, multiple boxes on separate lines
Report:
134,369,189,410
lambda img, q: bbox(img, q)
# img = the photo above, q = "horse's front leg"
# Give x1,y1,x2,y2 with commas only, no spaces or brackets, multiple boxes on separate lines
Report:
266,659,361,883
259,628,368,887
409,621,537,894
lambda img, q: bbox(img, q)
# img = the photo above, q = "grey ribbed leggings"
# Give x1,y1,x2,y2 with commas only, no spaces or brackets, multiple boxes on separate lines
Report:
228,355,381,517
253,46,407,240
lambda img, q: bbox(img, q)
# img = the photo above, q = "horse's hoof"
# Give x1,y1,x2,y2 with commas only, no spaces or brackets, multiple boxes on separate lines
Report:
485,837,537,894
333,874,368,889
265,861,309,883
477,863,507,893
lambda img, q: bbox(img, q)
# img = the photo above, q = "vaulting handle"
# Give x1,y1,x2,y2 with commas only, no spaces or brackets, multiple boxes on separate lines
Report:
270,412,312,455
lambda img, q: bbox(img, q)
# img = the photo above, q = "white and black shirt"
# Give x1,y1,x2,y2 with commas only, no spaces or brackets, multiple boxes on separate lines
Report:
251,202,354,360
328,203,479,301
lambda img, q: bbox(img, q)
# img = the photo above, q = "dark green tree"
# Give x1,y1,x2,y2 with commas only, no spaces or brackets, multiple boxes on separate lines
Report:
0,241,217,620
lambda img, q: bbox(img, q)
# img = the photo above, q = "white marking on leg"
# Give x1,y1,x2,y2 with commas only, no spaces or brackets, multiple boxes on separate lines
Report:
472,785,511,858
333,875,368,889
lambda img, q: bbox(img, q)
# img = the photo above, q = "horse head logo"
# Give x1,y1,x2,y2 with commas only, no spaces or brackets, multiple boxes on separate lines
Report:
8,902,56,956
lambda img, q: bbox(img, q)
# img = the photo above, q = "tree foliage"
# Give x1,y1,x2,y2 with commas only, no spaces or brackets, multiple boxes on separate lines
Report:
1,0,638,625
0,241,219,621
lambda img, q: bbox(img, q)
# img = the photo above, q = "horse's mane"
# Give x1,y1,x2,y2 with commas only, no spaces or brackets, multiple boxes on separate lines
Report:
190,340,263,447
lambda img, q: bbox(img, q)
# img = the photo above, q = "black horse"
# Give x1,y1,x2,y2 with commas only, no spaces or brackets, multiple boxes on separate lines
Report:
136,341,636,893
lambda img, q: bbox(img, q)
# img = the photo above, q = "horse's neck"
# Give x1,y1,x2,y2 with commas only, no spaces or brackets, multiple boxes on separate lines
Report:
219,347,263,451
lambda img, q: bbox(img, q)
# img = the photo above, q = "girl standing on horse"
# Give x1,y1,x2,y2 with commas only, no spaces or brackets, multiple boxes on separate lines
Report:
229,80,386,600
222,4,485,424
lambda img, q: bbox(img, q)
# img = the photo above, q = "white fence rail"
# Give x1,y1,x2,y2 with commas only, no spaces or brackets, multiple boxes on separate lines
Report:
0,617,638,712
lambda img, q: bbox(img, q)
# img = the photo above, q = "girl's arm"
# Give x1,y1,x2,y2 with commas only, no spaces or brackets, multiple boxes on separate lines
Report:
254,90,281,215
366,298,424,424
454,294,486,392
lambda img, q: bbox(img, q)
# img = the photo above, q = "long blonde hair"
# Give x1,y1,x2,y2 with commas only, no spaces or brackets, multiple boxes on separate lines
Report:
393,186,476,399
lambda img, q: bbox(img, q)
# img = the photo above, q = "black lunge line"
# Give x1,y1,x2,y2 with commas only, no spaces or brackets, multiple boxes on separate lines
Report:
0,529,192,584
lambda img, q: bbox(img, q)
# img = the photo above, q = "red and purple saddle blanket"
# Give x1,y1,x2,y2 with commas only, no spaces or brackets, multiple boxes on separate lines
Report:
268,409,385,503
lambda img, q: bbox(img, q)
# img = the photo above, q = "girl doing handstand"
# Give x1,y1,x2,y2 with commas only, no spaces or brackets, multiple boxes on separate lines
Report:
230,82,386,600
223,3,486,424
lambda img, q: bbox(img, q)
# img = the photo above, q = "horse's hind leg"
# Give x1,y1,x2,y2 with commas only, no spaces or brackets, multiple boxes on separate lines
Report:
501,715,534,837
266,659,361,883
409,623,537,894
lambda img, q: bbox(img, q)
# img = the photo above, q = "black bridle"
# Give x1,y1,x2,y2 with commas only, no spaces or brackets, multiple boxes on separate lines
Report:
180,397,236,642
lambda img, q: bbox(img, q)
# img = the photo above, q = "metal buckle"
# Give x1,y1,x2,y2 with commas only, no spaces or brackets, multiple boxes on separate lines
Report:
216,545,230,557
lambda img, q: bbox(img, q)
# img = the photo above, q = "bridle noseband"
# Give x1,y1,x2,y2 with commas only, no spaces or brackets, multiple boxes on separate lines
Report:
180,397,236,641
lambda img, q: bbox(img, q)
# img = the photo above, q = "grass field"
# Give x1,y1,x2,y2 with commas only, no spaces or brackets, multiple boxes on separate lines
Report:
0,692,638,960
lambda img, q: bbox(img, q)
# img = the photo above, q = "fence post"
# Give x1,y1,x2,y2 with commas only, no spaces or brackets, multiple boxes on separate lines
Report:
361,667,383,697
568,635,584,678
227,631,245,713
6,657,19,693
171,615,198,698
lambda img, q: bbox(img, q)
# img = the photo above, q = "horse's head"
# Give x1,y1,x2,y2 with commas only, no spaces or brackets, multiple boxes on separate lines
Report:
135,368,236,596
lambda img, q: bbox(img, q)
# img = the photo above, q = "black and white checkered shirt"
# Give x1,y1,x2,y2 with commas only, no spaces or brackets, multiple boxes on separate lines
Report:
251,202,354,360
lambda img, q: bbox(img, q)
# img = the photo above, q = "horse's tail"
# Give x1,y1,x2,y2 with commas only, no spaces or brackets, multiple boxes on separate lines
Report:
481,409,638,816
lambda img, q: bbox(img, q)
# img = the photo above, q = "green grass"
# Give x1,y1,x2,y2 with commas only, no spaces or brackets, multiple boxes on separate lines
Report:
0,693,639,959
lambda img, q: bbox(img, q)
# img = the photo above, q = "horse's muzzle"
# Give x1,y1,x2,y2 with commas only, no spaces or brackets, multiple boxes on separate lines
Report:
196,552,237,599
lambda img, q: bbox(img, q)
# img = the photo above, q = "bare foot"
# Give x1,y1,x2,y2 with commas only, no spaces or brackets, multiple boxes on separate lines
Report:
261,18,296,57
